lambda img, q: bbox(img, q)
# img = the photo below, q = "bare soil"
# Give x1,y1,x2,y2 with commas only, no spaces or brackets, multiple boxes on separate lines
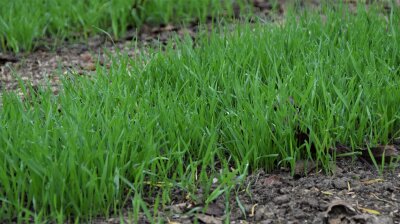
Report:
90,158,399,224
1,1,400,223
160,158,400,224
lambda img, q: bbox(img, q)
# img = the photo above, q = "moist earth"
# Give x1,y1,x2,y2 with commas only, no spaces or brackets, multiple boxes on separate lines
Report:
94,157,400,224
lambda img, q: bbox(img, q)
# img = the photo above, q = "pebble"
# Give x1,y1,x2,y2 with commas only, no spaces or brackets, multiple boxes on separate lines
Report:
333,178,348,190
273,195,290,205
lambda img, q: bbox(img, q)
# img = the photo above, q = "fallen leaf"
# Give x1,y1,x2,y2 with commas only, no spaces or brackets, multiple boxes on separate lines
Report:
294,160,316,177
0,53,19,65
82,62,96,71
249,204,258,217
393,137,400,145
196,214,222,224
80,52,92,63
168,202,190,214
323,200,357,224
358,207,381,215
205,203,225,216
362,145,399,161
162,24,176,32
262,175,282,186
143,181,173,187
352,214,392,224
361,179,384,185
167,218,181,224
325,200,357,216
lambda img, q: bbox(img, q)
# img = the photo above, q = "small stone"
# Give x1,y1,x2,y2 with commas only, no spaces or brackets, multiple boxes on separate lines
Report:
262,175,282,186
82,62,96,71
205,203,224,216
303,180,315,189
273,195,290,205
301,198,319,208
319,179,332,188
382,182,395,191
254,206,267,221
319,201,328,211
293,209,306,219
254,206,275,221
333,178,347,190
333,166,344,175
80,52,92,62
279,187,291,194
352,185,362,192
259,220,273,224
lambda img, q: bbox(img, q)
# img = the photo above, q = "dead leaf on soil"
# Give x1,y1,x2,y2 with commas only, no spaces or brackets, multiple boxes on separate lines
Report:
325,200,357,216
294,160,316,177
347,181,352,192
361,178,384,185
249,204,258,217
352,214,392,224
205,202,225,216
0,53,19,65
143,181,173,187
162,24,177,32
262,175,282,186
196,214,222,224
82,62,96,71
393,137,400,145
324,200,357,224
322,200,393,224
358,207,381,215
167,218,181,224
168,202,191,214
151,24,178,35
80,52,92,62
362,145,399,161
107,217,129,223
253,0,273,11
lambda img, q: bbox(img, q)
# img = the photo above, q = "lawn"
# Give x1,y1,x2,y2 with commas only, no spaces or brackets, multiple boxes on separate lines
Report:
1,1,400,223
0,0,247,52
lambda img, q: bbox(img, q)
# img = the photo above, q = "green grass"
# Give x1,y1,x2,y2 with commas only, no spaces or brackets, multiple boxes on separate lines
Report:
1,5,400,223
0,0,247,52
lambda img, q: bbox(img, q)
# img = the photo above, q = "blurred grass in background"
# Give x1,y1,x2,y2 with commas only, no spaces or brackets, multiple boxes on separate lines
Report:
0,0,246,52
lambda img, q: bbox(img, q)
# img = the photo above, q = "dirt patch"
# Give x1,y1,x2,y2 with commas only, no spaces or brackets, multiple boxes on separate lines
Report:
91,157,399,224
229,158,399,223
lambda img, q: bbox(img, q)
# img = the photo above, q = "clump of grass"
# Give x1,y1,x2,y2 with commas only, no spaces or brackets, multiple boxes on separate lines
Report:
0,0,247,52
1,5,399,223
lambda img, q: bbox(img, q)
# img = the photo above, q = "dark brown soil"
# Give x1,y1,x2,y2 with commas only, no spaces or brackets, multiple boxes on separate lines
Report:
229,158,399,224
92,158,399,224
1,1,400,223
